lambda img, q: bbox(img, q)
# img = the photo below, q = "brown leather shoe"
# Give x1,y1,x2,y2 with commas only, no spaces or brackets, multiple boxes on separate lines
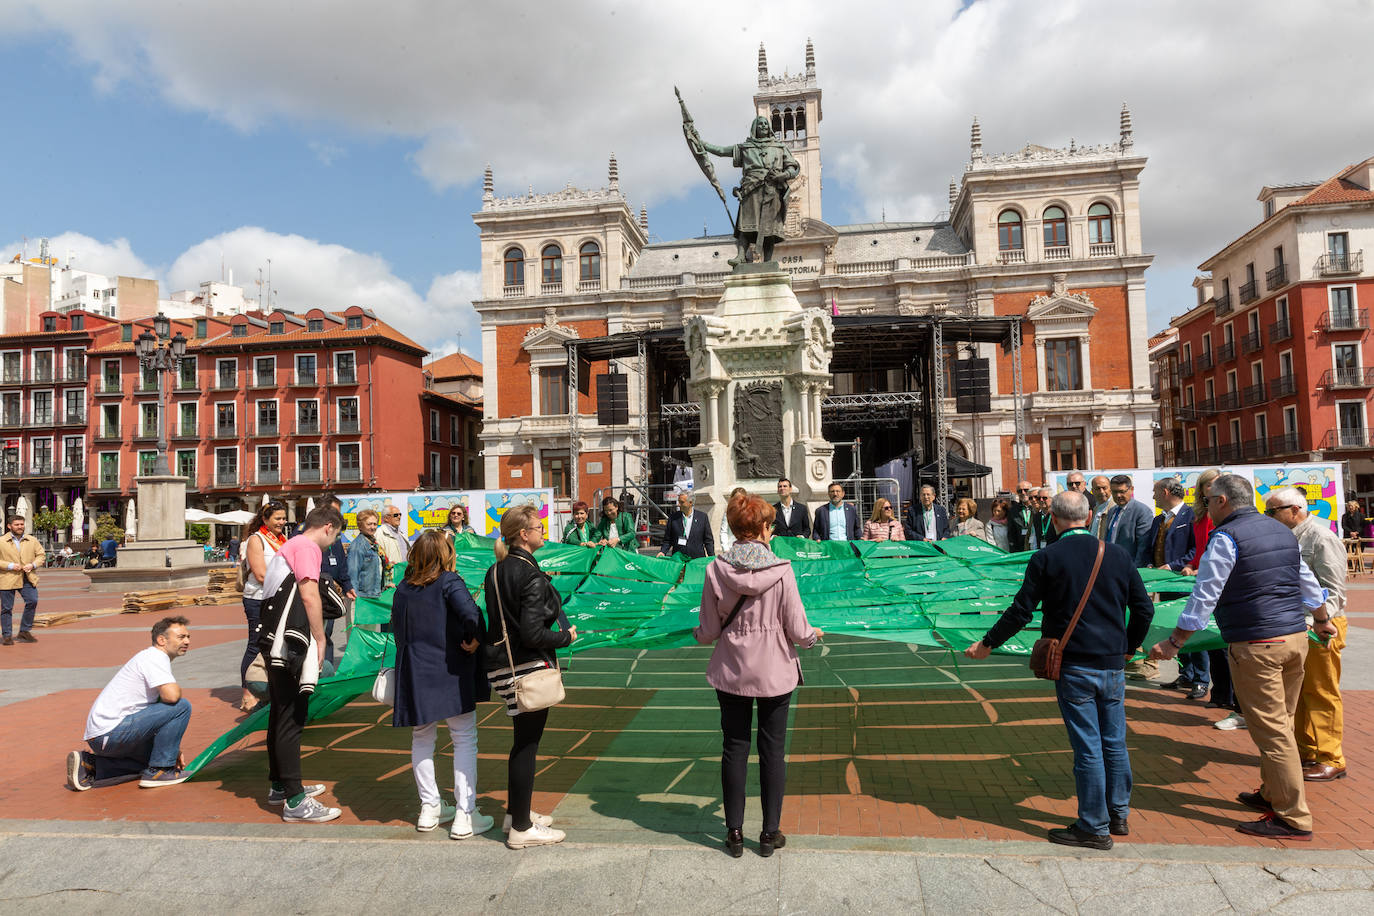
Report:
16,631,36,643
1303,763,1348,781
1,636,12,646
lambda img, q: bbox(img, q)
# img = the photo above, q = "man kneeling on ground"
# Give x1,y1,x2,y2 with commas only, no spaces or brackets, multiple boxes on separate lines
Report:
69,616,193,790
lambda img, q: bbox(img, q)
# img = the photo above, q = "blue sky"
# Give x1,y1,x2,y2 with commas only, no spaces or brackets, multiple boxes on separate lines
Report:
4,0,1373,358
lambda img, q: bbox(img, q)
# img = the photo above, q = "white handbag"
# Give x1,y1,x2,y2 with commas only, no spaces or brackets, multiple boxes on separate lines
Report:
371,666,396,706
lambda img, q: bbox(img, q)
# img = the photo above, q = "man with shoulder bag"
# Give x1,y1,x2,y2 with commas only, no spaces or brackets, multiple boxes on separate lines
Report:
965,490,1154,850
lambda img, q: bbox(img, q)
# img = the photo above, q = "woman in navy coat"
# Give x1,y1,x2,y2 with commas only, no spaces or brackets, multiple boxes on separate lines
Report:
390,529,493,839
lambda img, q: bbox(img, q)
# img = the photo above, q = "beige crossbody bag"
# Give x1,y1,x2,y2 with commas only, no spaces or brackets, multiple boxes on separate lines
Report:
492,560,566,713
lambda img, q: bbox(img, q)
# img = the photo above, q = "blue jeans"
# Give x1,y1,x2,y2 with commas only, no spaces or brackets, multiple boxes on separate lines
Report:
1055,666,1132,836
0,582,38,637
87,698,192,780
1178,650,1211,685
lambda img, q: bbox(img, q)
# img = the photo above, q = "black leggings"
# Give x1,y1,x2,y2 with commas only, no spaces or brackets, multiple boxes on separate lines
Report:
717,689,792,834
507,707,549,832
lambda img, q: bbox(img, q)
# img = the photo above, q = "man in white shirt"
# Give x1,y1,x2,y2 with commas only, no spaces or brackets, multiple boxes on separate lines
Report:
69,616,192,790
376,503,408,565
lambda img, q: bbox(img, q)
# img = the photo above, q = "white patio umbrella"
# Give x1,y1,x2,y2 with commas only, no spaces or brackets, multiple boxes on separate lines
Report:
71,498,84,542
124,500,137,541
14,495,31,530
306,497,316,514
262,493,270,506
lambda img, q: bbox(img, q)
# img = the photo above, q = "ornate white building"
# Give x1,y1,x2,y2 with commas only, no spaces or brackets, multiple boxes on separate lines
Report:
472,42,1156,514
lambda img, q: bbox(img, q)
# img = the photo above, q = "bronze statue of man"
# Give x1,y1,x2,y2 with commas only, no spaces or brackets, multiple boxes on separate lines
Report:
700,117,800,267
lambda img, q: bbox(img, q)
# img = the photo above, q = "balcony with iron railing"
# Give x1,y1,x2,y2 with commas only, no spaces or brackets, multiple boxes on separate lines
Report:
1216,391,1240,411
134,379,161,396
1243,439,1268,461
250,372,277,390
1318,308,1368,332
249,420,279,437
256,468,281,485
1178,358,1194,378
1195,397,1216,415
1323,427,1373,450
170,422,198,440
1321,367,1374,389
1240,330,1263,355
24,412,54,428
1197,350,1215,370
327,367,359,386
1238,280,1258,304
211,473,241,489
337,466,363,482
211,422,238,439
213,374,239,391
1175,405,1199,422
24,371,55,386
1269,432,1301,455
290,370,319,387
298,467,323,483
1271,374,1297,398
1216,341,1236,363
291,419,321,436
1196,445,1220,465
1214,293,1233,316
174,376,201,394
133,423,159,441
92,474,121,492
62,368,88,384
94,424,121,442
1316,251,1364,276
1269,318,1292,342
1242,381,1267,406
331,418,361,435
95,379,123,396
1220,442,1244,463
1179,448,1198,466
1266,264,1288,290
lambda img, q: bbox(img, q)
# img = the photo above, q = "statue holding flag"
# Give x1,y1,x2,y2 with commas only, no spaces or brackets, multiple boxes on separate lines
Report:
675,88,800,269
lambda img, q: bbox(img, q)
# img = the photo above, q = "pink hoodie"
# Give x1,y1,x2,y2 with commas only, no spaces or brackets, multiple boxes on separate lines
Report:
694,543,818,697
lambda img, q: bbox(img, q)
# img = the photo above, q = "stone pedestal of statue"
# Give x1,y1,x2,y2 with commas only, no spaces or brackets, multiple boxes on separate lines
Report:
85,475,208,592
684,268,835,534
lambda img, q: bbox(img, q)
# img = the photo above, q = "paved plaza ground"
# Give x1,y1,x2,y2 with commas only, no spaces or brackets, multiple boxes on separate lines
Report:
2,569,1374,912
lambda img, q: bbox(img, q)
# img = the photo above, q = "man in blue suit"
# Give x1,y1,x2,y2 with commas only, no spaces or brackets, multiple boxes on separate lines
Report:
813,482,860,541
905,484,950,542
1104,475,1154,568
1145,476,1208,695
660,491,713,559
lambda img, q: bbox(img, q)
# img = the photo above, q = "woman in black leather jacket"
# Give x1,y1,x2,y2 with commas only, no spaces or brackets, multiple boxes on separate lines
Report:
482,504,578,849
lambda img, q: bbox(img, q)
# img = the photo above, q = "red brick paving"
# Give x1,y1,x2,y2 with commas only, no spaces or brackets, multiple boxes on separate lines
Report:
1,577,1369,849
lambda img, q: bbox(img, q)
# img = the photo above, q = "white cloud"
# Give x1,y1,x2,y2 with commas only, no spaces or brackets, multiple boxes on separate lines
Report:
0,231,154,279
14,0,1374,331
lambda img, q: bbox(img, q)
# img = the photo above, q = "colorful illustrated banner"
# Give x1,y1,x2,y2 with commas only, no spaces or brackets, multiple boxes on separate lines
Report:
1048,463,1344,533
336,489,554,541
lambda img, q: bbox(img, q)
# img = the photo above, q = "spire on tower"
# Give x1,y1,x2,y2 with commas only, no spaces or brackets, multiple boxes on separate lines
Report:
608,153,619,191
948,177,958,208
757,43,768,87
482,165,493,202
970,116,983,162
1119,102,1134,152
805,39,815,80
639,204,648,232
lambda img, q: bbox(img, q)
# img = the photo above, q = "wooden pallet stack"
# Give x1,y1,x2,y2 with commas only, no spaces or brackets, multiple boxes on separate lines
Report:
207,567,242,594
121,590,184,614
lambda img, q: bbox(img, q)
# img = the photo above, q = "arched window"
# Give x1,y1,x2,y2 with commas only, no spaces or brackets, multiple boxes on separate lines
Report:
795,107,806,139
783,108,795,139
1042,206,1068,250
541,244,562,286
503,247,524,287
1088,203,1114,245
998,210,1024,251
771,109,783,135
579,241,601,283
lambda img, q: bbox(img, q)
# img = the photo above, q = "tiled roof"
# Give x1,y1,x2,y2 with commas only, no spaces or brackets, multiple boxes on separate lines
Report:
199,321,428,356
1289,171,1374,207
425,351,482,379
422,388,481,409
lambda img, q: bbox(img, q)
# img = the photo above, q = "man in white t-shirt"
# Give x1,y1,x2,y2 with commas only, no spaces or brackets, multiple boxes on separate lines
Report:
68,616,192,790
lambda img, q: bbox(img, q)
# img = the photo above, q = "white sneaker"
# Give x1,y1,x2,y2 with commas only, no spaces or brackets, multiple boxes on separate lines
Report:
417,803,456,832
450,810,495,840
1215,712,1247,730
268,783,327,806
505,822,566,849
502,811,553,833
281,796,342,823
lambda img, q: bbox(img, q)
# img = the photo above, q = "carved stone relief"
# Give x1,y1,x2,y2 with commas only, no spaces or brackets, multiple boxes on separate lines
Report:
732,381,784,479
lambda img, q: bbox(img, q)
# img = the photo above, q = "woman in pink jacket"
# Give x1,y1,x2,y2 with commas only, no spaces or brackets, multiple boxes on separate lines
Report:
695,492,822,859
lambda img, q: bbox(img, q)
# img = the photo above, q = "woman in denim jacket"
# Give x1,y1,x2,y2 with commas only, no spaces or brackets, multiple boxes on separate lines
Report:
346,508,387,598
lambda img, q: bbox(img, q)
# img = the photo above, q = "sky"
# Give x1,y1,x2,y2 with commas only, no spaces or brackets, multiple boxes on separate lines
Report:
3,0,1373,359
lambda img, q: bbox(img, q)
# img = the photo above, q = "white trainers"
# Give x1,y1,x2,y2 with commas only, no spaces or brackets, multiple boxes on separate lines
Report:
268,783,327,806
417,802,457,832
505,822,566,849
450,810,495,840
281,796,342,823
502,811,553,833
1215,712,1247,730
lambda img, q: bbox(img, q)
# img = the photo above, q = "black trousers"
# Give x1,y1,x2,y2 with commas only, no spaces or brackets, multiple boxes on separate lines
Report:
507,707,550,832
717,689,792,834
1208,648,1240,711
266,657,310,798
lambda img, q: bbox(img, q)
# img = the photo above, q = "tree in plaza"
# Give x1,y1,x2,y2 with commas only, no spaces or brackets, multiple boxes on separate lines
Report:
33,507,73,545
94,514,126,543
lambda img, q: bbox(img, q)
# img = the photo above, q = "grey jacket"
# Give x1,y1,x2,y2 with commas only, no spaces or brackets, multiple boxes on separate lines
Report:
1103,498,1154,567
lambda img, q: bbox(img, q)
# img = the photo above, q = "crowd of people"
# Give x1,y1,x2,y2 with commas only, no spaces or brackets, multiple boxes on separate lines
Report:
60,468,1349,854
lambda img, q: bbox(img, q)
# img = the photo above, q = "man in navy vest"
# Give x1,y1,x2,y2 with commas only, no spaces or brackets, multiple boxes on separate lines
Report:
1149,473,1334,841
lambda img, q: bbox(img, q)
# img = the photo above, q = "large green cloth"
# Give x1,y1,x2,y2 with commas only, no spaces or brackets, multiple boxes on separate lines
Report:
185,535,1213,777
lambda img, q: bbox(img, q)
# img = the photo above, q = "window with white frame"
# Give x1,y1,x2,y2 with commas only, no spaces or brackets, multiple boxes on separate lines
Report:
257,446,280,483
297,445,322,482
215,447,238,485
337,443,362,481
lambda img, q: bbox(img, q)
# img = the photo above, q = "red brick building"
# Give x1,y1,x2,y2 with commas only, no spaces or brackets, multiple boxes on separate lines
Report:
1168,157,1374,493
421,351,484,490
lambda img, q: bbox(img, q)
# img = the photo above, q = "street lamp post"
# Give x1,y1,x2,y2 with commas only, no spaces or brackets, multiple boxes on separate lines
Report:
135,313,187,477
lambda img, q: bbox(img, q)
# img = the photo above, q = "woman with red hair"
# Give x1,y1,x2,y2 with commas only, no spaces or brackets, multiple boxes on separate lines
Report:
695,491,822,858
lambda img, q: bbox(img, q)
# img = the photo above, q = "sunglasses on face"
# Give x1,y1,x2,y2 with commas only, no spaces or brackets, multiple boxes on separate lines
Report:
1265,505,1298,516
